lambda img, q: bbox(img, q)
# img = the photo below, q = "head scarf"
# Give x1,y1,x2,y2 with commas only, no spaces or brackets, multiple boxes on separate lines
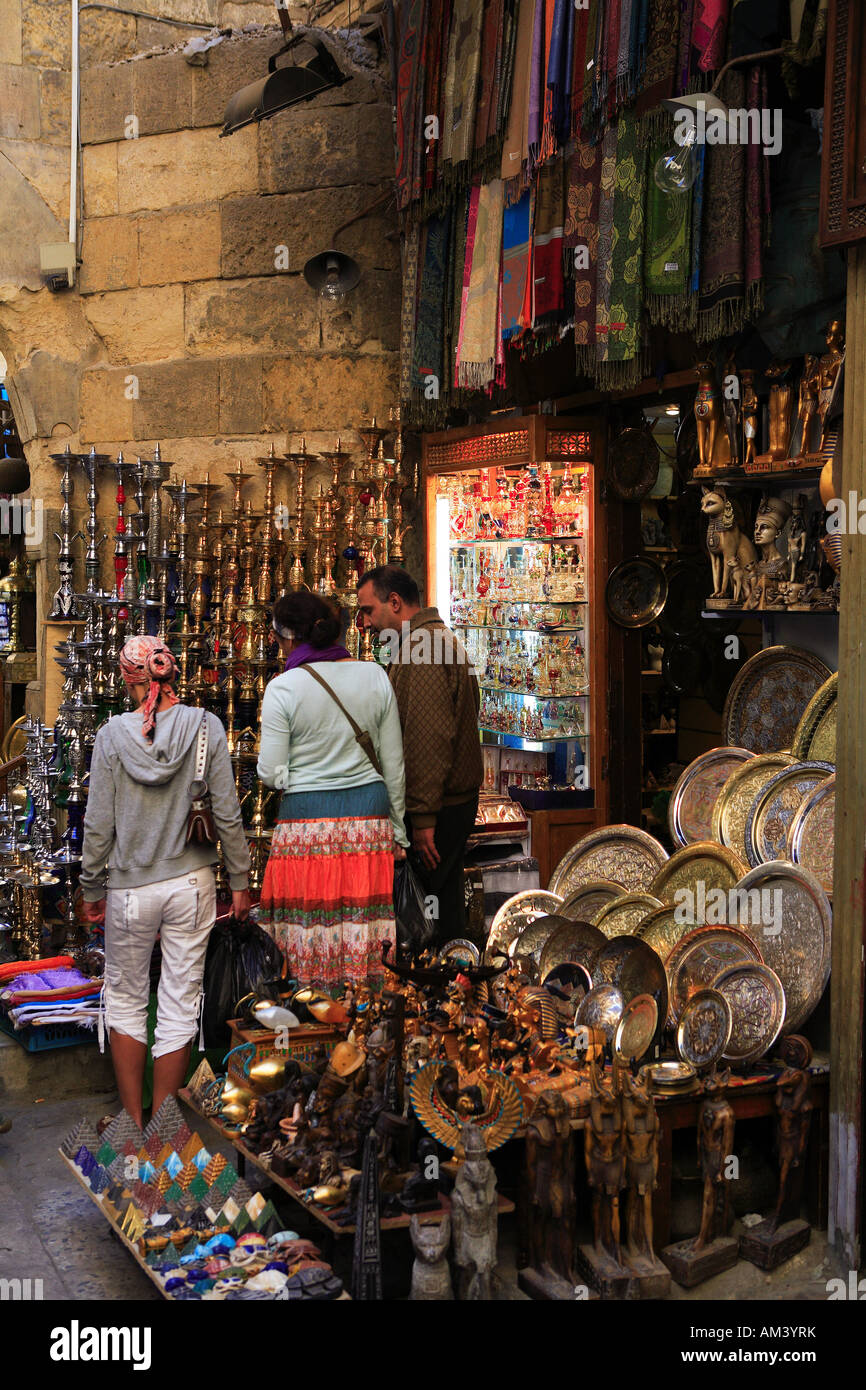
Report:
118,635,179,740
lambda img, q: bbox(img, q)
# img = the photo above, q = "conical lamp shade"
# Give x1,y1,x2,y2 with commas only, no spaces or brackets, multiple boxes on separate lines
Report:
302,249,361,299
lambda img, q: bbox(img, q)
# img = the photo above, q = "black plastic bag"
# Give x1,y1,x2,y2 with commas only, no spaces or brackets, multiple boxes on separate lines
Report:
393,855,436,956
201,913,284,1051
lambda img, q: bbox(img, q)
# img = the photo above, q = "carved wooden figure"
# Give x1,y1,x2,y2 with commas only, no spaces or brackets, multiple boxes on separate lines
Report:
739,1067,813,1269
524,1090,576,1294
451,1123,499,1300
409,1215,453,1300
661,1068,739,1287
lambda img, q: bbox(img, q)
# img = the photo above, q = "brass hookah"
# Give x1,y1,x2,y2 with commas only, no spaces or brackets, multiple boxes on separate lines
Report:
357,418,387,571
283,439,312,591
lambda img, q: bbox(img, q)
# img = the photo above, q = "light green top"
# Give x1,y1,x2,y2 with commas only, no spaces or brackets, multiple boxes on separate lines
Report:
257,659,409,847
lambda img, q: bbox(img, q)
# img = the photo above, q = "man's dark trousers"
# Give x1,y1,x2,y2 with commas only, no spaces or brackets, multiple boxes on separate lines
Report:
406,795,479,944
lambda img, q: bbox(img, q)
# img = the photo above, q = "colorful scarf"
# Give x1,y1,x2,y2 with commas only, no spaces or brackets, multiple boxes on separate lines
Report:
456,179,505,388
284,643,350,671
501,0,536,181
527,0,546,171
442,0,485,169
635,0,681,138
597,110,647,387
474,0,504,158
393,0,426,211
422,0,450,201
502,190,533,338
546,0,574,153
533,156,567,327
644,133,695,328
412,209,453,414
697,67,755,339
455,184,481,384
576,122,616,375
693,0,729,71
399,220,421,407
118,635,179,741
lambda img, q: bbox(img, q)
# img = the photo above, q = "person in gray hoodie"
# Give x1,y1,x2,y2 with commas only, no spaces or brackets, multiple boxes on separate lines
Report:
80,635,250,1127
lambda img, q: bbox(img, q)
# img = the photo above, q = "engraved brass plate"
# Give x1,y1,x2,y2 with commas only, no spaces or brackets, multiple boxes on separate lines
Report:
787,774,835,896
713,961,786,1063
593,893,665,939
637,904,696,965
712,752,796,857
650,841,749,909
668,746,755,848
676,989,732,1071
733,862,831,1033
558,880,626,922
548,825,668,898
537,918,608,979
745,761,835,867
791,672,838,762
486,890,563,962
722,645,832,753
614,994,659,1064
665,925,764,1026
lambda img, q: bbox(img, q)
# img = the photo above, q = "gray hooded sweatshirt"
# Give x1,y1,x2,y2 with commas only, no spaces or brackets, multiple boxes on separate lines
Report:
79,704,250,901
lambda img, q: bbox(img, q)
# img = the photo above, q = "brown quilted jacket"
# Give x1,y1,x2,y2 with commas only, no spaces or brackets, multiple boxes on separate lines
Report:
387,608,483,827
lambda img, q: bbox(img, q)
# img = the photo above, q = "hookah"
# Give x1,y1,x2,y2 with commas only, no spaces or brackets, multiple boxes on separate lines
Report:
79,446,111,595
283,439,312,591
48,443,83,621
112,451,130,621
144,444,171,605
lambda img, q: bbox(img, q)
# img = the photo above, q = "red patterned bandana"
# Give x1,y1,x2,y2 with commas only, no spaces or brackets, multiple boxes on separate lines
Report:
118,635,179,740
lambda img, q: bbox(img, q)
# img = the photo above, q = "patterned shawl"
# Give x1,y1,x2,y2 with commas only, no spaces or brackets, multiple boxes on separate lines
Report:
457,179,506,388
566,137,603,367
693,0,729,72
576,122,617,376
644,133,695,329
501,0,537,182
443,0,485,169
412,209,453,415
393,0,427,211
399,220,421,407
596,109,647,387
635,0,681,139
502,190,533,338
533,155,567,327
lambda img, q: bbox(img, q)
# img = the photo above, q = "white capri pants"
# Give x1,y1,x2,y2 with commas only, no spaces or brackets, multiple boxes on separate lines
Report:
102,867,216,1059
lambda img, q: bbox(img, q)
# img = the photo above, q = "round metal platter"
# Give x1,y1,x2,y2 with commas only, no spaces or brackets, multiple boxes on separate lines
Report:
537,917,608,979
641,1059,697,1092
614,994,659,1064
713,961,787,1063
667,746,755,848
676,988,732,1071
592,934,668,1026
485,890,564,962
733,861,831,1034
721,645,832,754
744,761,835,868
439,938,481,967
711,752,797,855
787,774,835,897
664,925,764,1027
608,428,660,501
605,557,668,629
593,893,665,940
637,903,696,965
650,841,749,910
558,880,627,922
509,912,572,982
548,825,668,898
575,984,625,1045
791,672,838,762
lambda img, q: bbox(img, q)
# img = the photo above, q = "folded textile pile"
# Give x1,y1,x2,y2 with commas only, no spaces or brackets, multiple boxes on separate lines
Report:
0,961,102,1032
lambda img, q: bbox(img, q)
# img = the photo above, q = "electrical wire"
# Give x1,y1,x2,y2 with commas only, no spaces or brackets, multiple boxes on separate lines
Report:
79,3,216,29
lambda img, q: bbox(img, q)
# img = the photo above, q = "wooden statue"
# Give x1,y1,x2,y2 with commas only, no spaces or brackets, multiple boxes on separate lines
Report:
760,361,794,462
741,368,759,466
740,1068,813,1270
723,349,741,470
818,319,844,447
661,1068,739,1286
744,494,792,611
520,1090,576,1299
577,1057,629,1295
451,1123,499,1300
693,360,727,474
409,1215,453,1300
787,494,808,585
701,486,758,604
795,355,820,458
619,1072,671,1296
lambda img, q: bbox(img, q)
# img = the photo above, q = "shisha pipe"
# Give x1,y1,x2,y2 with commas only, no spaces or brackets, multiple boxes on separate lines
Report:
48,444,83,621
112,451,129,620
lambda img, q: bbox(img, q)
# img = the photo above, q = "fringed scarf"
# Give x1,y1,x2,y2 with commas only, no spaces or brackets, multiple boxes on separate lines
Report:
456,179,506,388
399,220,421,407
394,0,427,212
501,0,536,183
644,128,696,329
422,0,450,204
474,0,505,160
546,0,574,154
412,208,453,422
566,137,603,372
533,155,567,329
569,0,595,136
693,0,729,72
527,0,546,173
595,109,647,389
635,0,681,142
677,0,696,94
443,0,485,171
576,122,616,376
782,0,828,93
502,190,533,339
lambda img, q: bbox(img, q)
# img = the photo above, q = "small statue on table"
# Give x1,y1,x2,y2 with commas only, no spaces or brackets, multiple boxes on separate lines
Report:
519,1090,576,1300
743,495,792,611
621,1071,670,1296
661,1067,738,1286
795,355,820,459
723,349,741,470
740,1067,813,1270
578,1058,630,1296
451,1123,499,1300
818,320,844,448
409,1214,453,1300
741,369,759,467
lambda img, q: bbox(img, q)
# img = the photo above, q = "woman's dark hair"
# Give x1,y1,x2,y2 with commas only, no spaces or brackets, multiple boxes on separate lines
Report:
273,591,341,649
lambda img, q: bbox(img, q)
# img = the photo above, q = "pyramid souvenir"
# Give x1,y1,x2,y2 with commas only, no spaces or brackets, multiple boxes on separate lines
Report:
139,1159,157,1185
204,1185,226,1217
60,1118,101,1160
192,1147,211,1173
215,1163,238,1195
188,1174,209,1201
173,1123,195,1155
96,1141,118,1169
163,1180,184,1207
107,1153,129,1185
90,1167,110,1196
254,1200,282,1236
163,1150,184,1180
232,1208,252,1236
203,1153,227,1186
218,1196,241,1226
245,1191,266,1222
156,1169,173,1195
74,1146,98,1179
187,1058,217,1100
144,1096,185,1143
231,1179,255,1207
100,1110,145,1152
176,1161,198,1191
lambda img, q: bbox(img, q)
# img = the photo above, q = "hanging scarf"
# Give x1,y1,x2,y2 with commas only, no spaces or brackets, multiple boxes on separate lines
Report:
442,0,485,170
474,0,505,163
393,0,427,211
501,0,536,182
744,64,769,313
457,179,505,389
690,140,706,292
532,156,567,328
545,0,574,154
596,110,647,388
576,122,616,376
118,635,179,742
635,0,681,140
412,209,453,419
569,0,593,135
676,0,696,93
447,186,471,392
644,131,695,328
454,184,481,386
284,643,350,671
502,190,533,339
400,221,421,408
527,0,546,173
782,0,828,92
697,67,751,339
693,0,729,71
421,0,449,203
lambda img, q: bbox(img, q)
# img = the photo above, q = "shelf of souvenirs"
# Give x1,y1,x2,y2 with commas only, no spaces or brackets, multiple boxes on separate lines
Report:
479,682,588,699
685,464,826,490
449,532,585,547
479,691,586,744
442,461,589,545
454,624,586,634
480,729,587,752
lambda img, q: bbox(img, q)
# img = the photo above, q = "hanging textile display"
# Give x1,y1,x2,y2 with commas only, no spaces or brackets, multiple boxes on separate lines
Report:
596,110,647,389
456,179,506,388
644,133,695,329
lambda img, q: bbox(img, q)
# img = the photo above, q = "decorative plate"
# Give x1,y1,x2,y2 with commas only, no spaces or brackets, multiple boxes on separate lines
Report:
558,880,627,922
575,984,625,1045
659,558,713,639
650,842,749,911
744,761,835,868
485,890,564,962
439,938,481,967
733,861,831,1034
537,918,608,979
668,747,755,848
787,774,835,896
791,672,838,762
664,925,764,1026
548,825,669,898
608,427,660,501
641,1060,697,1091
510,913,572,982
675,989,732,1071
541,961,593,1004
593,893,665,940
721,645,833,754
662,639,705,696
711,752,796,855
637,904,696,964
713,961,787,1063
605,558,668,630
591,935,668,1025
614,994,659,1064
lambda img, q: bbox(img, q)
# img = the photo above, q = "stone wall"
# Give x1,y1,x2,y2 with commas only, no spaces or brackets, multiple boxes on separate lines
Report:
0,1,409,703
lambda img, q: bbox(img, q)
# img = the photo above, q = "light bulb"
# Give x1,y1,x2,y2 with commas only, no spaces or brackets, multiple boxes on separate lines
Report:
653,126,699,194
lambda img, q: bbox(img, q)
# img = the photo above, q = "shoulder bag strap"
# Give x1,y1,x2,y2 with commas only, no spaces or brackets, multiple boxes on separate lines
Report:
298,664,383,776
193,711,209,786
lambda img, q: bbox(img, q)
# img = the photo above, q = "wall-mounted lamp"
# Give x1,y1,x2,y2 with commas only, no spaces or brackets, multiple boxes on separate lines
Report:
220,33,348,137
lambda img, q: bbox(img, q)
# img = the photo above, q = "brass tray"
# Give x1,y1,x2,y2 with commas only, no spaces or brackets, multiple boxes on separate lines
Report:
650,841,748,911
605,557,668,629
711,752,796,856
721,645,832,754
575,984,625,1046
510,913,572,982
591,934,668,1023
558,880,626,922
537,918,608,979
664,925,764,1027
637,904,695,964
668,746,755,848
641,1060,697,1092
676,988,732,1072
791,672,838,762
439,938,481,967
744,760,835,868
486,890,563,962
787,774,835,897
614,994,659,1064
733,862,831,1034
593,893,664,939
548,825,668,898
713,961,786,1064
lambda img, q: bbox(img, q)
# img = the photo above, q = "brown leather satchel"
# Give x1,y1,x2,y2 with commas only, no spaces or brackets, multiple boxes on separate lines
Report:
186,712,218,845
299,663,384,776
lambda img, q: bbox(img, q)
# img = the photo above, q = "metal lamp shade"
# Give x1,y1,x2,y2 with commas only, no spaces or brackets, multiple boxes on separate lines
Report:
303,249,361,297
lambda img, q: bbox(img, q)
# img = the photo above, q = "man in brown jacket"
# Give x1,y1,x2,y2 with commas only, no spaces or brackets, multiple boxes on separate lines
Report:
357,565,483,940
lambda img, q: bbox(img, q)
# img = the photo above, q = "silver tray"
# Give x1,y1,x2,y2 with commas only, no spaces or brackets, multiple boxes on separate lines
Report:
713,960,787,1063
485,889,563,962
676,988,732,1071
667,746,755,848
721,645,832,754
744,760,835,867
787,774,835,897
558,880,626,922
733,861,831,1033
548,825,668,898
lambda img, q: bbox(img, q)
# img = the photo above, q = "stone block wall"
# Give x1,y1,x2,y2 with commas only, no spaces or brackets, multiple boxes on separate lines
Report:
0,2,412,697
